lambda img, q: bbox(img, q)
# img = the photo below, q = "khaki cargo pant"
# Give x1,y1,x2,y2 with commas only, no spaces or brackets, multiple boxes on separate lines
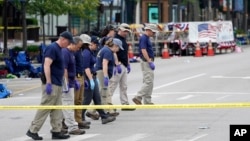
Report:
135,61,154,104
109,64,129,105
74,76,84,123
29,84,63,133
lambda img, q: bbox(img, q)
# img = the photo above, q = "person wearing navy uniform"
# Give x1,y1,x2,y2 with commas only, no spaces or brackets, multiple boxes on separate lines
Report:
81,36,116,124
95,37,124,115
74,34,91,129
132,24,159,105
61,36,85,135
109,23,135,111
26,31,73,140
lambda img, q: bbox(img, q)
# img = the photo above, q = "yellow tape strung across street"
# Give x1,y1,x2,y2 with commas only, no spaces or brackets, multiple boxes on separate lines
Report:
0,26,40,30
1,102,250,110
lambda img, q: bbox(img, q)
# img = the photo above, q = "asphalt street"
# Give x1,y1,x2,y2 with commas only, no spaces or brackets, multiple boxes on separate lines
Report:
1,46,250,141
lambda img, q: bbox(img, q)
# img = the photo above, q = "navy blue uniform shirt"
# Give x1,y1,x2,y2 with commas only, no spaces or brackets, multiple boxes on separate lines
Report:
82,47,96,75
95,46,114,79
62,48,76,88
139,34,154,59
115,34,129,67
74,49,84,75
43,42,64,86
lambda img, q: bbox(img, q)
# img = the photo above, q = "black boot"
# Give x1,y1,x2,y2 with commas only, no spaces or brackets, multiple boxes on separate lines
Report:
26,130,43,140
51,131,70,139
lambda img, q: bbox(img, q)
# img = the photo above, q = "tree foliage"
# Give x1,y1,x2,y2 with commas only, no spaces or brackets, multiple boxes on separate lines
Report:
26,0,99,18
26,0,67,16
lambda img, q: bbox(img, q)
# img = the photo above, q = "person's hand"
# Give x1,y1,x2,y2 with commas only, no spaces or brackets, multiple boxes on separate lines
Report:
63,84,69,93
90,79,95,90
116,64,122,74
148,62,155,70
46,83,52,95
74,80,80,90
127,64,131,73
104,76,109,87
84,80,89,89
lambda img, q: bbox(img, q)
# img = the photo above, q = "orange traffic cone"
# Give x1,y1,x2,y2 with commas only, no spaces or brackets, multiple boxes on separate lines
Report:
162,42,170,59
195,41,202,57
207,40,214,56
128,43,134,59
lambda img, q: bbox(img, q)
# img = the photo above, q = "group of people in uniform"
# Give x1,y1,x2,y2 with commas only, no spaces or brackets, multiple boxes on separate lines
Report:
25,22,159,140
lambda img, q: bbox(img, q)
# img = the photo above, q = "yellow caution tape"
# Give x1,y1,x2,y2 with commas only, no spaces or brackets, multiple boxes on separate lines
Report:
1,103,250,110
0,26,40,30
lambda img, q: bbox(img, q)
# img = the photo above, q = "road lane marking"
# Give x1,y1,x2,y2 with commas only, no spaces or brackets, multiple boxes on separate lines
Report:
216,95,231,100
188,134,208,141
115,133,150,141
177,95,195,100
211,76,250,79
153,73,206,90
11,85,40,95
151,92,250,95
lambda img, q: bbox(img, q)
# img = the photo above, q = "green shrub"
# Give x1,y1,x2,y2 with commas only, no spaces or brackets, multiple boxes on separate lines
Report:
26,45,39,52
12,46,23,52
26,18,38,26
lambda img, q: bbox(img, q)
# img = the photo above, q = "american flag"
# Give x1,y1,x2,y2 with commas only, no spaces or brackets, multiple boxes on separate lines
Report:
174,23,189,31
198,23,217,39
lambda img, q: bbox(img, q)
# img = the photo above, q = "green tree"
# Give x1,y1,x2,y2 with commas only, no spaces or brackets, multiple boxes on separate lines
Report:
26,0,68,44
26,0,99,44
65,0,99,33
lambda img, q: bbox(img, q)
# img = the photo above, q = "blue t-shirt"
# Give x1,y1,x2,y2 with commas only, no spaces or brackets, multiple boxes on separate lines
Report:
95,46,114,79
83,48,96,75
74,49,84,75
43,42,64,86
139,34,154,59
62,48,75,88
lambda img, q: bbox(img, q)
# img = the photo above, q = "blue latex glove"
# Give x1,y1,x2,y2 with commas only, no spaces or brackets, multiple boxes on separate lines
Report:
90,79,95,90
74,80,80,90
84,80,89,89
127,64,131,73
148,62,155,70
104,76,109,87
116,64,122,74
46,83,52,95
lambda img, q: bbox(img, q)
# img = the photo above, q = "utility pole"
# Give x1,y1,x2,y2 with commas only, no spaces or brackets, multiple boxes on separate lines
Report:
168,0,173,22
177,0,181,22
109,1,113,24
21,0,27,50
226,0,230,20
244,0,248,31
3,0,8,55
158,0,161,23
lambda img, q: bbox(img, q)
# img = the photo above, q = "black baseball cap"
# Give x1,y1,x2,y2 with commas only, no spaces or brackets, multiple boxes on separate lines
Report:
91,36,99,45
60,31,75,43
